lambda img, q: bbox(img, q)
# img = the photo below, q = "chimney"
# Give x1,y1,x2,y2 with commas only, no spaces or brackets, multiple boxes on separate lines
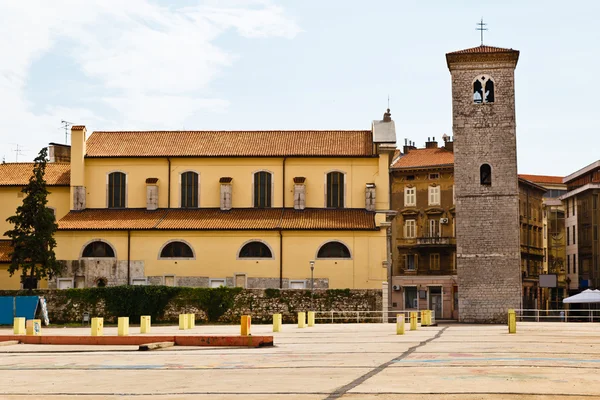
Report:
293,177,306,210
220,177,233,210
365,183,376,211
70,126,86,210
403,139,417,155
425,136,438,149
442,134,454,152
48,143,71,163
145,178,159,210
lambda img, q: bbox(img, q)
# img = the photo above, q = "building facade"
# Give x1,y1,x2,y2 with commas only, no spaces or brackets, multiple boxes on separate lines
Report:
390,137,456,320
562,161,600,292
0,115,396,290
447,45,522,323
520,174,567,307
390,141,551,319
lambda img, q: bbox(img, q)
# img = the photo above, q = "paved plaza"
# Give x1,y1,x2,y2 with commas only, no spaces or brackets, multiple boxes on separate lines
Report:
1,322,600,399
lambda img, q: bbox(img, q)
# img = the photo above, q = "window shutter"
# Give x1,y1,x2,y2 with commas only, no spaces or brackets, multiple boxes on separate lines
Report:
403,254,407,269
414,254,419,270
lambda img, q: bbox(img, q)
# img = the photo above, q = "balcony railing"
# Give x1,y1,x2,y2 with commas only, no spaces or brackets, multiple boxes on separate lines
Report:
415,236,455,245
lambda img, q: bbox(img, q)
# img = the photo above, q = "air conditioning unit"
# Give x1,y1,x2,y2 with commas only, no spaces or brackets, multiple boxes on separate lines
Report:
440,218,449,224
392,285,401,291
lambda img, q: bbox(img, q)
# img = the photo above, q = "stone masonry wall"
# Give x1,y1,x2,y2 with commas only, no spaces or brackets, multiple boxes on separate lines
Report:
0,288,381,325
450,58,522,323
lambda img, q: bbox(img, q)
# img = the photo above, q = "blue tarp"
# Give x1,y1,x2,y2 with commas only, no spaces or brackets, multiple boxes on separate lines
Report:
0,296,39,325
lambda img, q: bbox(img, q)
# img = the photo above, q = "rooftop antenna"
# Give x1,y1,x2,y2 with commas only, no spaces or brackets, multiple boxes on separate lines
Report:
12,144,25,162
61,120,74,145
387,94,390,110
477,18,488,45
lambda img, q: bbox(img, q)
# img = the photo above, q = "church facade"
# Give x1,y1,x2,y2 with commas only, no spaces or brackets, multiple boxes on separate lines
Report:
1,114,396,290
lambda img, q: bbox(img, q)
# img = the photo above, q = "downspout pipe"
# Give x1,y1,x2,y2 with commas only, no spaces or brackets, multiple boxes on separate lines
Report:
167,158,171,208
279,156,287,289
127,230,131,286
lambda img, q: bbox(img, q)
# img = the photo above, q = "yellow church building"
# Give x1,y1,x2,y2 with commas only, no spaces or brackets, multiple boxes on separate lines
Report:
1,111,396,290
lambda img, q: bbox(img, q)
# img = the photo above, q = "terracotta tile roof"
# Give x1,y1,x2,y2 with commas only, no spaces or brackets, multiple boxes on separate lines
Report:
0,240,12,263
447,45,519,55
518,174,564,185
85,131,375,158
57,208,377,231
0,163,70,186
391,148,454,169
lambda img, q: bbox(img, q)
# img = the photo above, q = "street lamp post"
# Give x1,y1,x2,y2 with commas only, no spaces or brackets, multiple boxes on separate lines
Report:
310,260,315,290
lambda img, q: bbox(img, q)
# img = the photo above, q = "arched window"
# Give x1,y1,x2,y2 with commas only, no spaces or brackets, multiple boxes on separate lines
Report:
180,171,199,208
317,241,351,259
160,241,194,258
485,79,494,102
82,241,115,258
473,75,494,104
108,172,126,208
326,172,345,208
254,171,272,208
480,164,492,186
239,241,273,258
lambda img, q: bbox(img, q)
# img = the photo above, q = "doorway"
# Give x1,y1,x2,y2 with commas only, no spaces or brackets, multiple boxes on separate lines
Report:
429,286,442,319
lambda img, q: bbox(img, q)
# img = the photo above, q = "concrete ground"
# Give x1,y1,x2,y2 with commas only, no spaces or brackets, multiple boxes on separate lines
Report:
1,322,600,399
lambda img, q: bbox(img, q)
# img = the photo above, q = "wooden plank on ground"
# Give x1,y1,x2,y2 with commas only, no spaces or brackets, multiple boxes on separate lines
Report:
139,341,174,351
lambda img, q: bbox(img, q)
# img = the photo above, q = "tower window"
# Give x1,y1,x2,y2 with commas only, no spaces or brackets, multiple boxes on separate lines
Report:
473,76,495,104
480,164,492,185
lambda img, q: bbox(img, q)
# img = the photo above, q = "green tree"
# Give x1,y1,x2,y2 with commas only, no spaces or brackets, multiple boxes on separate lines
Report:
5,147,61,290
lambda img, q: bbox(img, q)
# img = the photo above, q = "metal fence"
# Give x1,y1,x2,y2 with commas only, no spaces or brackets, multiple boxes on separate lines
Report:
516,309,600,322
313,310,433,324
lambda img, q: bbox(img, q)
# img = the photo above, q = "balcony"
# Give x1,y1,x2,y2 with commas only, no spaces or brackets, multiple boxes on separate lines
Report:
397,236,456,248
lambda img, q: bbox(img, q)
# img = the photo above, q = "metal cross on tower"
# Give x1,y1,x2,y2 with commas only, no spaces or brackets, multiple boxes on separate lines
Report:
476,18,487,45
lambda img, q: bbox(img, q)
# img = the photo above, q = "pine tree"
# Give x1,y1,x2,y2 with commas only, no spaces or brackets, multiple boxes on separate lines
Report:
5,147,61,290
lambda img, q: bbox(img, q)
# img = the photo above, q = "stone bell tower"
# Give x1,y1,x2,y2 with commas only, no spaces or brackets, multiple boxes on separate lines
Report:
446,45,522,323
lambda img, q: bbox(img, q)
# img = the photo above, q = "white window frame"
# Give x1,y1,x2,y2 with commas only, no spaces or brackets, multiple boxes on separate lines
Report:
236,239,275,260
428,185,440,206
57,278,74,290
210,278,226,288
179,170,201,208
106,170,128,208
158,239,196,260
404,219,416,238
404,186,416,207
405,254,417,271
79,239,117,259
404,286,418,309
429,219,439,238
430,253,440,270
289,280,307,289
252,169,275,208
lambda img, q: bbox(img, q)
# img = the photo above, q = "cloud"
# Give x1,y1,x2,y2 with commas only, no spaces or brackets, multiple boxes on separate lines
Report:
0,0,300,160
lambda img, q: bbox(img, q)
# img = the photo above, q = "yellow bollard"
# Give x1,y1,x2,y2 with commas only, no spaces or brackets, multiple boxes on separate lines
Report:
187,313,195,329
241,315,252,336
140,315,151,334
25,319,42,336
273,314,282,332
420,310,428,327
410,311,418,330
307,311,315,327
118,317,129,336
396,314,405,335
298,312,306,328
508,309,516,334
91,317,103,336
13,317,25,335
179,314,187,330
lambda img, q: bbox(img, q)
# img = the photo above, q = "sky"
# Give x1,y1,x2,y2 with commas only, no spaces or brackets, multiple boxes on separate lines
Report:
0,0,598,176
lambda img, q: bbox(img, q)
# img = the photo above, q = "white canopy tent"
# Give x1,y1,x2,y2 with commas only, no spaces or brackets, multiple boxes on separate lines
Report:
563,289,600,304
